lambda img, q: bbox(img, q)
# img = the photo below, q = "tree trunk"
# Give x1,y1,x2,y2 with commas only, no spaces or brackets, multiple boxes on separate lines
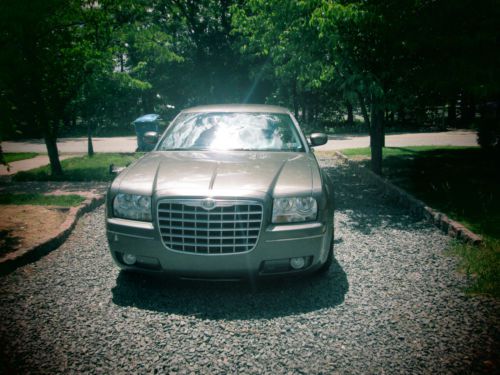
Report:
466,96,476,126
397,107,405,123
87,122,94,157
44,131,63,176
447,99,456,127
370,105,384,175
381,115,385,147
460,94,475,127
63,114,71,132
356,91,370,129
292,79,298,118
416,105,426,126
120,53,125,73
30,70,63,175
0,143,7,169
346,101,354,126
142,92,155,113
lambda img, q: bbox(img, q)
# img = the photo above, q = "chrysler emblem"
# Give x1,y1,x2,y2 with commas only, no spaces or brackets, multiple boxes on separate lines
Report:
201,198,216,210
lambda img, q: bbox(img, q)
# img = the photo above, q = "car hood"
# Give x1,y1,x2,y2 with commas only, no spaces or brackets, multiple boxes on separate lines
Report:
113,151,322,198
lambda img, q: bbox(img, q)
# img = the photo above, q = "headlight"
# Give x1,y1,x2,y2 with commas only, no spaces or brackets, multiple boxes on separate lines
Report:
272,197,317,223
113,194,152,221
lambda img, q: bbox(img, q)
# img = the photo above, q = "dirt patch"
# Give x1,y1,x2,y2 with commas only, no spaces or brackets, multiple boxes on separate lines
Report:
0,205,68,257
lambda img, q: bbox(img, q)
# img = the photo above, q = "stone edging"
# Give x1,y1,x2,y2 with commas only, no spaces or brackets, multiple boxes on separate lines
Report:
334,151,483,245
0,194,106,275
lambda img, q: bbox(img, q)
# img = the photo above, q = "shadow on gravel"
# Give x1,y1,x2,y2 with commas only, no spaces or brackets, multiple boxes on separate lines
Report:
323,165,419,235
111,257,348,320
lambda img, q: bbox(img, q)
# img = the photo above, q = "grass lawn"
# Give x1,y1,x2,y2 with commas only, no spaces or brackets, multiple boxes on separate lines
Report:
331,146,499,239
13,153,142,182
3,152,38,163
451,239,500,297
322,146,499,297
0,193,85,206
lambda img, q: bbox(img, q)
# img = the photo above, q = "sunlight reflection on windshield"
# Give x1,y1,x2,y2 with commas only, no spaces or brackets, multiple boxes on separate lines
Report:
159,112,303,151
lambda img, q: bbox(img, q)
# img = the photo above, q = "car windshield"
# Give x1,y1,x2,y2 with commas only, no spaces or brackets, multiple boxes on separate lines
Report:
157,112,305,152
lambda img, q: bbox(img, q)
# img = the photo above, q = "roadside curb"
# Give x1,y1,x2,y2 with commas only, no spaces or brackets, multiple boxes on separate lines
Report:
0,194,106,276
333,151,483,245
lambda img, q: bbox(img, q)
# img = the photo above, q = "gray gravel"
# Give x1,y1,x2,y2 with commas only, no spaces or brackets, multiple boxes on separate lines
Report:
1,156,498,374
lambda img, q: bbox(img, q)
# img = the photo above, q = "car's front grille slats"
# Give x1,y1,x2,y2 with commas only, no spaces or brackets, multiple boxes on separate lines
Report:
157,200,263,254
159,225,256,232
158,208,262,215
162,234,259,240
160,218,262,224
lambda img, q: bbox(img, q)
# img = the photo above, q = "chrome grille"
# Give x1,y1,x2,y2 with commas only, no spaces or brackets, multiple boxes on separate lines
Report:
157,199,263,254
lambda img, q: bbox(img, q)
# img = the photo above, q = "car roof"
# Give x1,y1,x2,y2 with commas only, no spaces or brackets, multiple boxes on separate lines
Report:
181,104,291,114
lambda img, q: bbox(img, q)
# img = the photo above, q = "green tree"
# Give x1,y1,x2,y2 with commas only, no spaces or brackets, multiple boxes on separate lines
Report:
2,0,498,174
313,0,402,174
233,0,499,174
0,0,96,175
232,1,329,125
115,0,252,112
74,0,156,156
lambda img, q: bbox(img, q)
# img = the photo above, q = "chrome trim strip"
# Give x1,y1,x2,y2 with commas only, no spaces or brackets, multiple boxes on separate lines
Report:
266,222,323,232
107,230,155,240
265,234,324,243
158,208,262,215
107,218,154,230
158,199,261,208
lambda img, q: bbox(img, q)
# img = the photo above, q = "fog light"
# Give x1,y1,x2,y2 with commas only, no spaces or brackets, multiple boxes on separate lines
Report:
290,257,306,270
122,253,137,265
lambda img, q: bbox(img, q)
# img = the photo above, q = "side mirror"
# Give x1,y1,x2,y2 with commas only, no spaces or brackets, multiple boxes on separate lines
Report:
309,133,328,147
143,131,159,145
109,164,126,175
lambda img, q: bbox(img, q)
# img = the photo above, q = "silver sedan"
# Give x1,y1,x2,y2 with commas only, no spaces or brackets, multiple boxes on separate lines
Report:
106,104,334,279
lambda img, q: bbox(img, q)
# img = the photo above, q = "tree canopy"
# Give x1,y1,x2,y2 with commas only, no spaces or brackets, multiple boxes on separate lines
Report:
1,0,498,174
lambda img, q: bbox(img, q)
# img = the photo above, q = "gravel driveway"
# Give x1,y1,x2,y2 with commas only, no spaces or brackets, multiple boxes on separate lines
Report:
1,157,498,374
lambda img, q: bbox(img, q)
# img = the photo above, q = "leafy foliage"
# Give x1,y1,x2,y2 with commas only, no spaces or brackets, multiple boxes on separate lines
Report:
0,0,499,174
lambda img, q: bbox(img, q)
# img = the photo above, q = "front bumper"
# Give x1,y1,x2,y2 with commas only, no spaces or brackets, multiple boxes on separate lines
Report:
106,217,332,278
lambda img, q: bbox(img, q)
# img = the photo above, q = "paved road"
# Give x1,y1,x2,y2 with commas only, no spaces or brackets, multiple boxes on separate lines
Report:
0,155,78,176
0,156,497,374
317,129,478,151
2,137,138,154
2,130,478,154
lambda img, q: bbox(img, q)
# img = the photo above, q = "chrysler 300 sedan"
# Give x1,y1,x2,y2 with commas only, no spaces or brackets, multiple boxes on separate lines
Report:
106,104,334,279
